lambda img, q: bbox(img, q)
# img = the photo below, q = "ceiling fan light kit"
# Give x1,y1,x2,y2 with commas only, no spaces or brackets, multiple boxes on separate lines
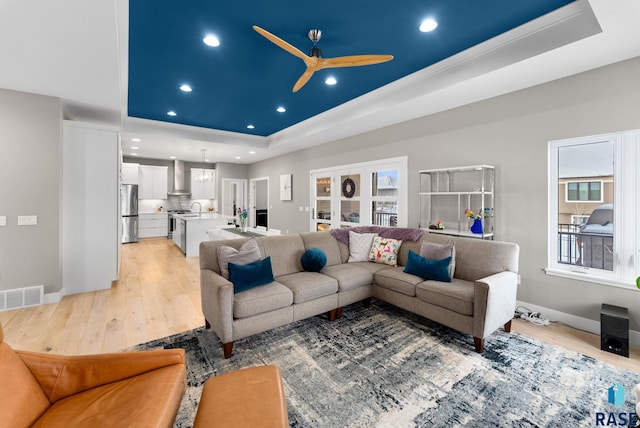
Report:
253,25,393,92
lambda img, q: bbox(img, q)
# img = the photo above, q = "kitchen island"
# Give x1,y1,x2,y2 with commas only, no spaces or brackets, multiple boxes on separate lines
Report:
172,212,234,257
206,226,279,241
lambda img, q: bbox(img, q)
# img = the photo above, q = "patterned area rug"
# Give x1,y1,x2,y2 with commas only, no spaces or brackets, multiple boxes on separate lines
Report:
135,301,640,427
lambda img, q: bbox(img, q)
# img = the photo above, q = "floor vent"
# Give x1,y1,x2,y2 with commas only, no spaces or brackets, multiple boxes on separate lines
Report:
0,285,44,311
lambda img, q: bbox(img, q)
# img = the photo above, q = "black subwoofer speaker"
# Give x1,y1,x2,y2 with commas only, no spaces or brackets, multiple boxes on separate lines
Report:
600,303,629,358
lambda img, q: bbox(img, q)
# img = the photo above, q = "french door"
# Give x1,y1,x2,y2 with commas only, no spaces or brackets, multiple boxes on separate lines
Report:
310,157,407,231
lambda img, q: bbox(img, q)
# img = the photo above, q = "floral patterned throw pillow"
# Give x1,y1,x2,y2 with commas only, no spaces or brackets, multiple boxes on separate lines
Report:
368,236,403,266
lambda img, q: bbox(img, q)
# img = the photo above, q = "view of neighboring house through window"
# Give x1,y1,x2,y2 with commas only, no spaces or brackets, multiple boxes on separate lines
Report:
548,130,639,288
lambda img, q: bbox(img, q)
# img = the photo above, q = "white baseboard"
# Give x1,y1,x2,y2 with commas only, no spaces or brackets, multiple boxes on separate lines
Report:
516,300,640,346
43,292,61,304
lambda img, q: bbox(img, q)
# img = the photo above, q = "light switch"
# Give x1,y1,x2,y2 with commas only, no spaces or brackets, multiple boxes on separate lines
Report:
299,206,304,212
305,207,309,212
0,216,6,226
17,215,38,226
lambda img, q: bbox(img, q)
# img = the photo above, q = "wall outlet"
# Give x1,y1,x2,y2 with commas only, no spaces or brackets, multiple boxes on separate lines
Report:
0,216,6,226
17,215,38,226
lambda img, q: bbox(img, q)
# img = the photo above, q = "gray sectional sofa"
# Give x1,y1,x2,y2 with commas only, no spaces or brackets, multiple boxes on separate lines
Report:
199,229,519,358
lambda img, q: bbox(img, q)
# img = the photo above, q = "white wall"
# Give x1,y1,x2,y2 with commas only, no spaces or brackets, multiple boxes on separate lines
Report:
248,56,640,329
0,89,62,294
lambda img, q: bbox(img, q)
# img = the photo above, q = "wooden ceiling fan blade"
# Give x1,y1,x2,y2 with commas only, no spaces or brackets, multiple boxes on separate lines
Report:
292,68,316,92
319,54,394,69
253,25,311,64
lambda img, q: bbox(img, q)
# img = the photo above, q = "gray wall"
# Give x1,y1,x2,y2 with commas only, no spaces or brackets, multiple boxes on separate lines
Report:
0,89,62,293
248,57,640,328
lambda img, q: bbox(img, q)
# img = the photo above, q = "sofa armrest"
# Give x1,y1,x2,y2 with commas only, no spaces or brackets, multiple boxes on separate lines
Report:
200,268,234,343
17,348,185,403
472,271,518,339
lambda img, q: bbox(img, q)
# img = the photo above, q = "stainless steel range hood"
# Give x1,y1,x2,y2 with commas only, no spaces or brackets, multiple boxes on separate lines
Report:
167,160,191,196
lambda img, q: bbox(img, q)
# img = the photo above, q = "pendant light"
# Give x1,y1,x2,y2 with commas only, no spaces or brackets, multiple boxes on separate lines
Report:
200,149,209,183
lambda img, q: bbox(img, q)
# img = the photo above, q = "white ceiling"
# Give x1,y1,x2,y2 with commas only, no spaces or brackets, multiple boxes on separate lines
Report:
1,0,639,164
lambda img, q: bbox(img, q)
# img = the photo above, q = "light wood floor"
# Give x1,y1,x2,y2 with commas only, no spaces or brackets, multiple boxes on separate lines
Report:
1,238,639,373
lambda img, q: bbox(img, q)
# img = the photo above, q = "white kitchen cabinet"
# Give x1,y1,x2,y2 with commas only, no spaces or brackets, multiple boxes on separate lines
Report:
139,165,168,199
190,168,216,199
62,121,119,295
139,212,168,238
121,162,139,185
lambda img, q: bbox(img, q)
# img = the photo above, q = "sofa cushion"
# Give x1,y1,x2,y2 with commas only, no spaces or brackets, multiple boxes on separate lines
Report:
0,342,51,428
32,364,185,428
321,264,373,292
228,257,274,293
301,248,327,272
260,235,306,277
368,237,402,266
276,272,338,304
416,278,475,316
348,231,377,262
300,231,342,266
403,250,452,282
233,282,293,319
351,261,394,274
420,241,456,279
217,238,261,279
374,268,423,297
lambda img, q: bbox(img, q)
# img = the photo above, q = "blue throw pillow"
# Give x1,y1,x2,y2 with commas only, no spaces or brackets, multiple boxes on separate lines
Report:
228,257,274,293
301,248,327,272
403,250,452,282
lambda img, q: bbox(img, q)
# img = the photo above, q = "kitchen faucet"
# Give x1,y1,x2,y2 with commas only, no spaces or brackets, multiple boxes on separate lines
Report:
191,201,202,215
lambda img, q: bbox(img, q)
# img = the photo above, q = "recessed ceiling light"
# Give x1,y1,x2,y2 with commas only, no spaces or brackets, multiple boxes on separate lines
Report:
235,156,241,160
131,146,139,150
276,106,286,113
247,124,255,129
132,138,141,142
249,151,256,155
325,77,337,85
203,35,220,47
130,153,138,156
205,158,210,162
419,18,438,32
170,156,176,159
167,111,177,117
179,84,192,92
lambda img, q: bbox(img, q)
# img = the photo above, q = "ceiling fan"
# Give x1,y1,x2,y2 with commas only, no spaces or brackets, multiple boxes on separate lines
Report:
253,25,394,93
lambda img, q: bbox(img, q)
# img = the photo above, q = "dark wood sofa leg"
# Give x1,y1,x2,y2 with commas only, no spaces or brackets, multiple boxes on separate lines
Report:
328,309,337,321
362,298,371,308
473,337,484,353
504,320,512,333
336,307,343,319
205,319,211,329
223,342,234,359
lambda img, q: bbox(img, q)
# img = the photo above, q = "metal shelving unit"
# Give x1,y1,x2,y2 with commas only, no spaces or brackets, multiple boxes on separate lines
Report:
419,165,495,239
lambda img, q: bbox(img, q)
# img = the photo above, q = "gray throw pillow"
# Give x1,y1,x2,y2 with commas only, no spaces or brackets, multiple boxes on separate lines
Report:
348,231,378,262
217,238,261,279
420,242,456,279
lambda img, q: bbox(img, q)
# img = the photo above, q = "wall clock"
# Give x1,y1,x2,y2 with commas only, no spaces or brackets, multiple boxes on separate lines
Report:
280,174,292,201
342,177,356,198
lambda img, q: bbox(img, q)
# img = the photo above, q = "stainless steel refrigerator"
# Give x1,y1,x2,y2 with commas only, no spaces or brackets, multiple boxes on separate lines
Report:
121,184,139,243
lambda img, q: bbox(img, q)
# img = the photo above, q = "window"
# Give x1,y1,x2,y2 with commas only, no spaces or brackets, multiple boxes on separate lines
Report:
548,130,639,288
310,157,407,231
566,181,602,202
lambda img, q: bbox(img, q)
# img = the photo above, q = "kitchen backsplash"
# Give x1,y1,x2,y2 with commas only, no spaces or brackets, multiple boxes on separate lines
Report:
138,197,216,213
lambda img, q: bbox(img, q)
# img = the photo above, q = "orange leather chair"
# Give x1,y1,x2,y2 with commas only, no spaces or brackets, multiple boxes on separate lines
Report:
0,323,186,428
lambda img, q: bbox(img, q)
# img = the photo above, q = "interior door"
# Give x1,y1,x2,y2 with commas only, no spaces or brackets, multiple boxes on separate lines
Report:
310,173,333,231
